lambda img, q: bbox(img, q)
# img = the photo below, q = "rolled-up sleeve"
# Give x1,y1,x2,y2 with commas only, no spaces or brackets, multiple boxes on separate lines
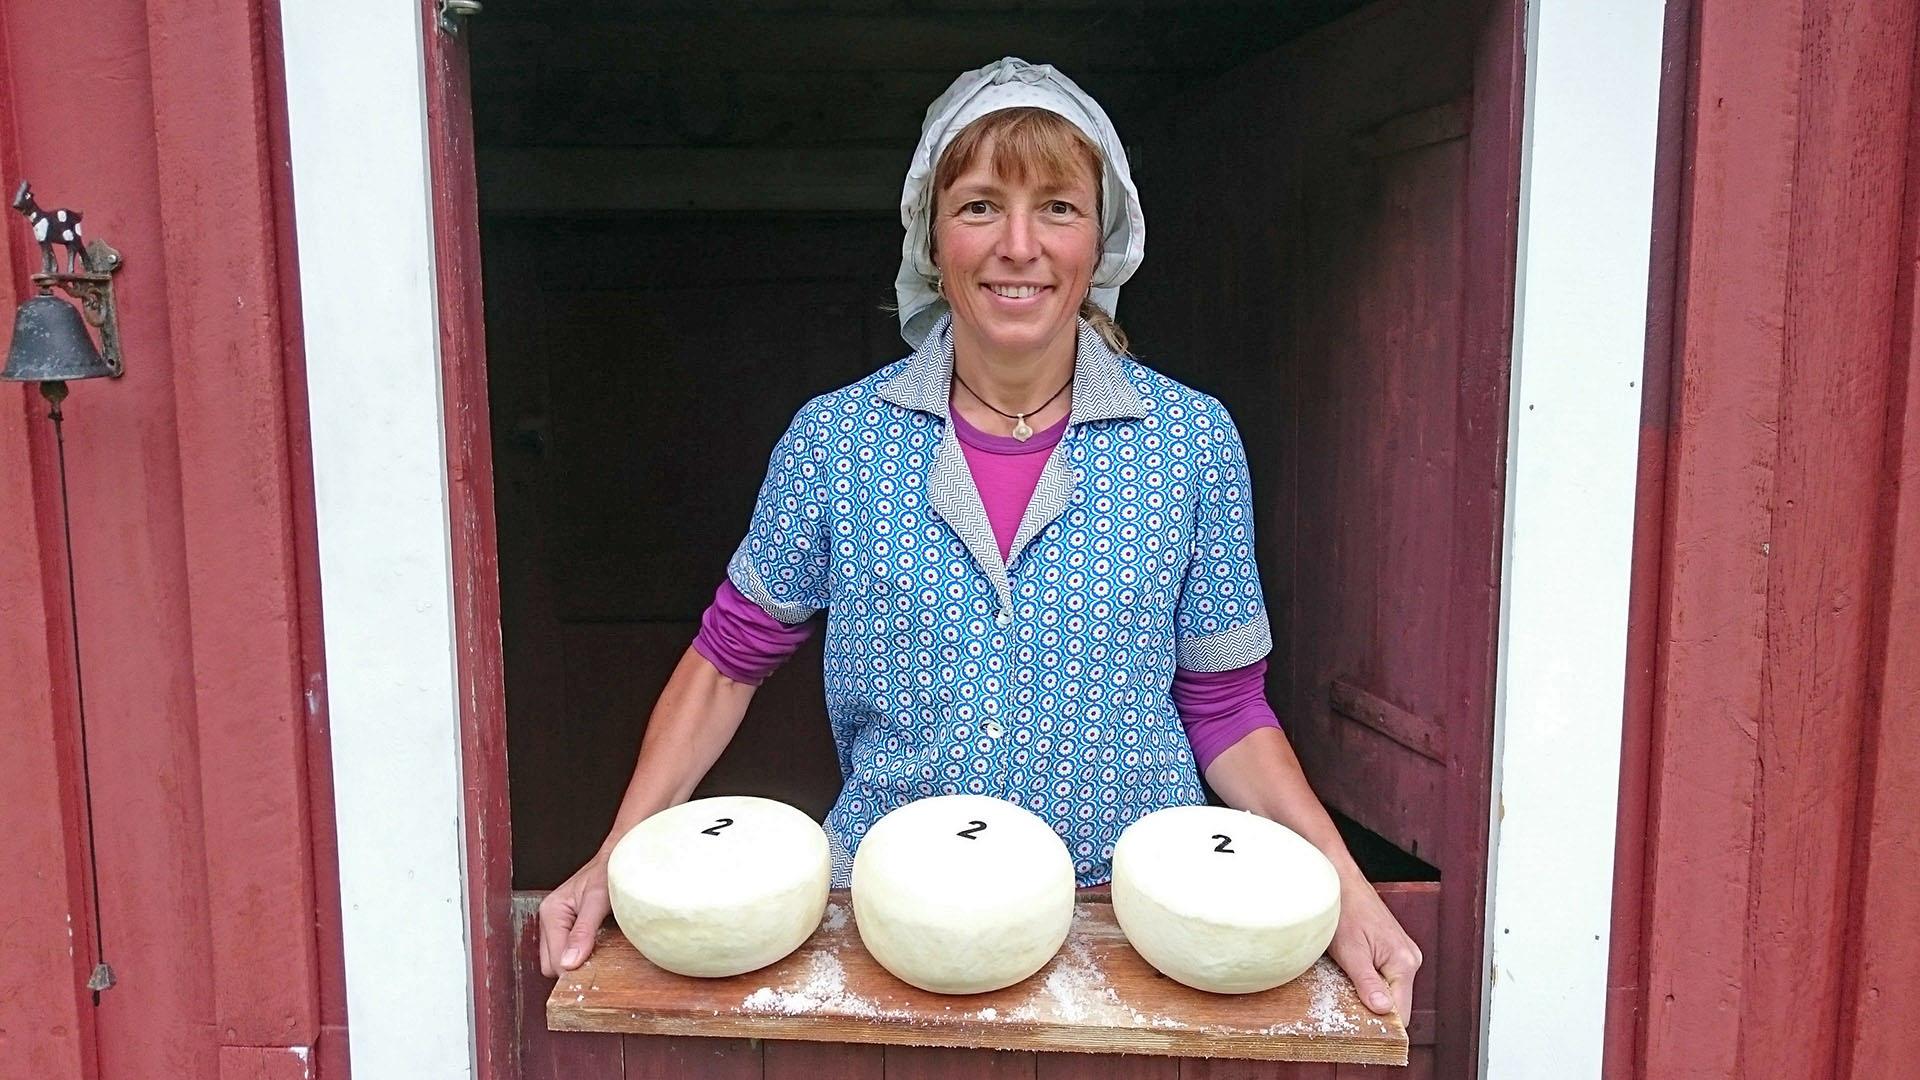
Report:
1174,409,1273,671
727,400,833,624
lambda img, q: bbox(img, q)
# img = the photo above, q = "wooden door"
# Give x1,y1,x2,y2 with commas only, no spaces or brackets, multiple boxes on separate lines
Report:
1124,0,1523,1075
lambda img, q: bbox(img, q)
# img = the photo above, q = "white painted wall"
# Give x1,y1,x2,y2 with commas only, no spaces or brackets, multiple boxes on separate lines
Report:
278,3,476,1077
1483,1,1665,1077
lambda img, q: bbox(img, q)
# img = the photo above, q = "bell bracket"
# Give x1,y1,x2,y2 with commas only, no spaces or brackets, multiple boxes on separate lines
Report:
30,238,123,378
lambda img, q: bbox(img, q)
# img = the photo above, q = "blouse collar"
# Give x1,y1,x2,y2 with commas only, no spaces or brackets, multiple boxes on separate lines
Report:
876,313,1149,426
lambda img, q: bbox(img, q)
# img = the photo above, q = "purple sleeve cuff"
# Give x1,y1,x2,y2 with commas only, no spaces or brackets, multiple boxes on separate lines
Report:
1172,659,1281,773
691,578,819,685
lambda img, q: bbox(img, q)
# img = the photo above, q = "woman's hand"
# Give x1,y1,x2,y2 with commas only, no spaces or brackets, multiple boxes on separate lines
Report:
1326,869,1422,1023
537,854,611,977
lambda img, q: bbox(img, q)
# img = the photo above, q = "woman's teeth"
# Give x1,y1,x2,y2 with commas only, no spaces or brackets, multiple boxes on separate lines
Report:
988,284,1044,299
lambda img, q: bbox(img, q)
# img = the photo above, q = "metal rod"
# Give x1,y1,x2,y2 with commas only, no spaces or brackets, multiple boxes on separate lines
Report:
44,383,114,1001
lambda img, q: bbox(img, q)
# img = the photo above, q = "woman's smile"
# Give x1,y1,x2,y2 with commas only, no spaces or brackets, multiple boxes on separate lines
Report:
984,282,1052,302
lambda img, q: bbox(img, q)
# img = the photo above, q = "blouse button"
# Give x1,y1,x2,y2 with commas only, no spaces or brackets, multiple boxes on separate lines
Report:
985,720,1005,738
995,611,1012,628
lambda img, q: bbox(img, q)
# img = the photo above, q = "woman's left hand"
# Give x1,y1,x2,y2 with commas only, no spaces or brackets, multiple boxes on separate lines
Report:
1325,870,1422,1024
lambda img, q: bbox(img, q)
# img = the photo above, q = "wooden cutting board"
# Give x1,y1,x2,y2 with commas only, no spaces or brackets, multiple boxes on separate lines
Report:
548,893,1407,1064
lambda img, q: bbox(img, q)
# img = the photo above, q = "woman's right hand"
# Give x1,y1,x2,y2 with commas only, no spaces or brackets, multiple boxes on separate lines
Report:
537,853,611,977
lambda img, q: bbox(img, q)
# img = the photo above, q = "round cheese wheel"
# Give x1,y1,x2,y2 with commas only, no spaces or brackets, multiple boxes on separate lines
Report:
1112,806,1341,994
852,795,1075,994
606,795,829,978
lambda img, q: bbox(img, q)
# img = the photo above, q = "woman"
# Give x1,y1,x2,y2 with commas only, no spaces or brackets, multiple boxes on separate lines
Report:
539,57,1422,1021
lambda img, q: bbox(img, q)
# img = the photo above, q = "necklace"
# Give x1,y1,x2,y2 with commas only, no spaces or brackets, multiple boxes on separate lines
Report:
952,369,1072,442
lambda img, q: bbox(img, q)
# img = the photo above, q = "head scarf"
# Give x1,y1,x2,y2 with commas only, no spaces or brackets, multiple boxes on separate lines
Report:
894,57,1146,346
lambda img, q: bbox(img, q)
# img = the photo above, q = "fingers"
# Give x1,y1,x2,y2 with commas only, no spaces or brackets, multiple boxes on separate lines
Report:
1381,944,1422,1026
1330,937,1396,1016
561,885,612,972
537,892,575,979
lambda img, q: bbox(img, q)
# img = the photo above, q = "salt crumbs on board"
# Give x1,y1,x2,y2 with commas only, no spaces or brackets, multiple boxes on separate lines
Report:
820,901,849,931
1264,960,1364,1037
739,950,904,1020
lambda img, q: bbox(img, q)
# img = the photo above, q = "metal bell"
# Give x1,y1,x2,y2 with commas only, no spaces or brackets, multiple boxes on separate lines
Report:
3,291,115,383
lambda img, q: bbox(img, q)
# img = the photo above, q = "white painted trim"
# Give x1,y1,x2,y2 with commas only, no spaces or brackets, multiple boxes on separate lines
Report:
1482,2,1665,1076
279,3,477,1077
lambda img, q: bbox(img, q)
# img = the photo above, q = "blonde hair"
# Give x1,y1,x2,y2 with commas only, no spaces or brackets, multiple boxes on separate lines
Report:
930,107,1131,357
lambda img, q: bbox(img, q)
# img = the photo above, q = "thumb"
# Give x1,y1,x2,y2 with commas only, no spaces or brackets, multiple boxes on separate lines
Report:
561,889,611,970
1331,940,1394,1016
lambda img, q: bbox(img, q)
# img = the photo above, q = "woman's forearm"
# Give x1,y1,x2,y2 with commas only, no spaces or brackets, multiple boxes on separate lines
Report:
1201,726,1366,884
592,645,759,860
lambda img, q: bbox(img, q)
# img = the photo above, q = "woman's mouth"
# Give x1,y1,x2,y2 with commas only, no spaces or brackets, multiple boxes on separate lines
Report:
985,283,1049,300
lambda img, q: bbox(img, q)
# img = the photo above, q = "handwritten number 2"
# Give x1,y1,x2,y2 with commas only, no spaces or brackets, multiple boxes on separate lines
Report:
1211,833,1235,853
957,820,988,840
701,818,735,836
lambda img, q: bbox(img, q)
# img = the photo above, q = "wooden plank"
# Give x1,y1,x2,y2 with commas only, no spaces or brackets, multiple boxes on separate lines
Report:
1041,1051,1179,1079
1437,1,1525,1074
1738,0,1917,1071
1349,97,1473,159
0,21,95,1077
549,896,1406,1065
623,1035,762,1080
1633,0,1801,1073
885,1046,1038,1078
766,1039,884,1080
1841,84,1920,1072
1327,680,1446,764
146,0,323,1050
1180,1061,1332,1078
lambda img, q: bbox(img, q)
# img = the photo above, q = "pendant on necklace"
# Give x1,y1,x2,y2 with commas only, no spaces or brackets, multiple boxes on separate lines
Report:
1012,415,1033,442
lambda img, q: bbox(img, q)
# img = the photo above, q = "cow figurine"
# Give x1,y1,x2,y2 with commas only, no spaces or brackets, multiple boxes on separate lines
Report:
12,181,86,274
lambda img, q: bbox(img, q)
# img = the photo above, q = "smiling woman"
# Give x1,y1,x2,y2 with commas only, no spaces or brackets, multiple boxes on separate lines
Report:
536,56,1423,1031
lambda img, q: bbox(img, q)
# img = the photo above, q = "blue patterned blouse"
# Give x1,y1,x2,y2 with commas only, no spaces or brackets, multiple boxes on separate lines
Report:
727,314,1272,886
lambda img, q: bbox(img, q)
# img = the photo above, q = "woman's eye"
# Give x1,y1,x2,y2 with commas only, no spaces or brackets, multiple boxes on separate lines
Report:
1048,201,1078,216
963,201,992,215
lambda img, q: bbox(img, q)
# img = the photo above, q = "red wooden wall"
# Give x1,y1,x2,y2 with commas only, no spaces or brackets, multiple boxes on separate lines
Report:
0,1,347,1077
1608,0,1920,1076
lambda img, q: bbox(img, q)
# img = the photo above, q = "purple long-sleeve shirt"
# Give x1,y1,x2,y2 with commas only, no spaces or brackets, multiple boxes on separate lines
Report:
693,408,1280,772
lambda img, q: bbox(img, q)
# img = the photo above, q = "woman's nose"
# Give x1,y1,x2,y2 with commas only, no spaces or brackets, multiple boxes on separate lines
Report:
997,212,1040,261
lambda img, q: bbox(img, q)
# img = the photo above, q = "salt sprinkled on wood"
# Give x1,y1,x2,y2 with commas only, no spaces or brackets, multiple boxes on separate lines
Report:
738,949,907,1020
820,902,849,932
1264,959,1362,1037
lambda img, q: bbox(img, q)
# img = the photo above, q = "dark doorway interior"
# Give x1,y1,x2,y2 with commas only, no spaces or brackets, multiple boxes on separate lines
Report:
475,3,1508,1072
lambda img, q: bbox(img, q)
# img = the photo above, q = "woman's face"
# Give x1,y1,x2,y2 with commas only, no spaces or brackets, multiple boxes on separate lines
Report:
933,140,1101,360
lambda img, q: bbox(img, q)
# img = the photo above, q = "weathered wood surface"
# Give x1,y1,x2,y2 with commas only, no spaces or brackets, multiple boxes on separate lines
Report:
1607,0,1920,1077
548,895,1406,1065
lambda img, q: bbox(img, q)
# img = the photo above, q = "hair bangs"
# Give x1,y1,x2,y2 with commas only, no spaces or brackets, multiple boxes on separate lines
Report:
933,107,1103,202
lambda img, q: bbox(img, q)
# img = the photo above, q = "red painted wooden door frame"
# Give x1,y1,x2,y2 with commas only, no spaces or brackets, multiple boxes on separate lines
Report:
420,3,517,1078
